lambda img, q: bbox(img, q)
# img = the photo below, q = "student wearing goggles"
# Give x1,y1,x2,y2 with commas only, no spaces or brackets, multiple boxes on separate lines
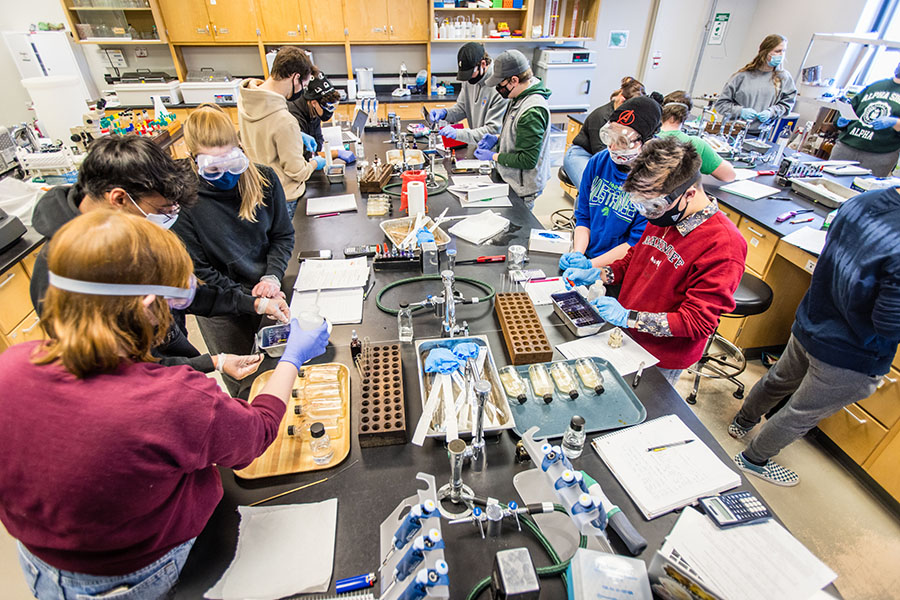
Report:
176,104,297,395
287,70,356,165
563,136,747,388
560,96,662,274
0,210,329,600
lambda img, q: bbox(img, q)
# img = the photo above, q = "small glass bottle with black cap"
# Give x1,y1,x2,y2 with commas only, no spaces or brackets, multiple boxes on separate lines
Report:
309,422,334,465
562,416,586,459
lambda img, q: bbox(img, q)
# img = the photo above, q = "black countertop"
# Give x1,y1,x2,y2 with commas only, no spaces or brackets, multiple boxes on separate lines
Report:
0,227,44,277
172,133,820,599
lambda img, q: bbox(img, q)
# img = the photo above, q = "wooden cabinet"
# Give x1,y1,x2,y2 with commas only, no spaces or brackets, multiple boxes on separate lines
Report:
818,403,887,465
859,370,900,429
388,0,428,41
159,0,258,43
159,0,215,42
20,247,41,279
387,103,425,120
208,0,259,42
258,0,305,41
737,218,777,276
345,0,425,41
718,205,740,227
865,429,900,499
302,0,346,41
0,265,34,335
6,313,45,347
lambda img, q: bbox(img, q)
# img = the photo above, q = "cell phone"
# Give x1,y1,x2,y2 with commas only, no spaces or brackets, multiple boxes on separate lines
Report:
344,245,380,258
297,250,332,261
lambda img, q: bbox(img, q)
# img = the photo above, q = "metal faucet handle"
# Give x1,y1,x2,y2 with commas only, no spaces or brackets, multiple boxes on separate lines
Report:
474,380,491,404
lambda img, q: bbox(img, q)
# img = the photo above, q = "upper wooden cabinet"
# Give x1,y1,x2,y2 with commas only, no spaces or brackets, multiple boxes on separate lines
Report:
258,0,305,41
302,0,346,42
159,0,259,43
258,0,345,42
345,0,426,42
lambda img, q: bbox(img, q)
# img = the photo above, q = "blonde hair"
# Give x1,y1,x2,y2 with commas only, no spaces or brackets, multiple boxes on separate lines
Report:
183,103,269,222
737,34,787,94
34,210,194,378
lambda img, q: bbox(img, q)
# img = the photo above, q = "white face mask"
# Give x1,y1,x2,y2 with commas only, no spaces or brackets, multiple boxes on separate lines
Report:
128,193,179,230
609,148,641,165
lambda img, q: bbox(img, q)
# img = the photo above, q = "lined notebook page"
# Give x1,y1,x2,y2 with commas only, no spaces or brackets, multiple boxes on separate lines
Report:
591,415,740,519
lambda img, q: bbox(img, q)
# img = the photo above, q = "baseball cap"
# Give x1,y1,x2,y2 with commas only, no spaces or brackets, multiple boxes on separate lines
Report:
303,71,335,101
457,42,486,81
483,49,530,87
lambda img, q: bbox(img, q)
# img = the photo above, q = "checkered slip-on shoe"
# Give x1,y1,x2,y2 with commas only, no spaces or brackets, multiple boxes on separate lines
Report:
728,419,754,440
733,453,799,487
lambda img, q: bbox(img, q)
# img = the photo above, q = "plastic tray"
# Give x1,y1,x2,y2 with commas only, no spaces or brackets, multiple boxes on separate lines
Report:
790,177,856,209
380,215,451,249
506,357,646,440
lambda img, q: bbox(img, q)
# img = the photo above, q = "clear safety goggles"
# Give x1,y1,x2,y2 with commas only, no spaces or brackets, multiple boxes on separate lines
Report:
48,271,197,310
195,147,250,180
631,173,700,219
599,122,641,150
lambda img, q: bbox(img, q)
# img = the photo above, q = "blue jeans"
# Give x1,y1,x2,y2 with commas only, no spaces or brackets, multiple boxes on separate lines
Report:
285,199,298,220
563,144,593,191
657,368,684,387
17,538,195,600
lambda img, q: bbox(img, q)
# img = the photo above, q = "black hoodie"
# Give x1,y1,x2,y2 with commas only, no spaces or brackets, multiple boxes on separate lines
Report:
30,185,258,373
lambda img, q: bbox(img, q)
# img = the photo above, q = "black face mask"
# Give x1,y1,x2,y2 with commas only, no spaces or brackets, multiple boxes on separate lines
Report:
287,77,304,102
320,106,335,122
496,81,512,99
647,196,689,227
469,67,484,85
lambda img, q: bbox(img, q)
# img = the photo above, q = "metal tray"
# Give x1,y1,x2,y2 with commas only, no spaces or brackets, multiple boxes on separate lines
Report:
551,291,603,337
791,177,856,209
414,335,515,439
380,215,451,249
506,358,646,440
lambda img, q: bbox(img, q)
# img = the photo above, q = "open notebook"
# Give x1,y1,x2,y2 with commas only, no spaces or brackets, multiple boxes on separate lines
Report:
591,415,740,520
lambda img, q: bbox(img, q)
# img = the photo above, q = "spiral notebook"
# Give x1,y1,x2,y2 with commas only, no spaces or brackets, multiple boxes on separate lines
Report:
591,415,740,520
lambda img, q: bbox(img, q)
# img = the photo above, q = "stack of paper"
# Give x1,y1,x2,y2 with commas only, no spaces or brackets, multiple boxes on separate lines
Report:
292,258,368,324
448,210,510,244
522,277,567,306
649,506,837,600
719,179,780,200
731,168,760,181
306,193,358,216
782,226,827,255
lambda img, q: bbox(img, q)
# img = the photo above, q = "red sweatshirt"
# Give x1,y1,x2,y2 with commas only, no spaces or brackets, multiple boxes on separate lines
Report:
609,211,747,369
0,341,285,575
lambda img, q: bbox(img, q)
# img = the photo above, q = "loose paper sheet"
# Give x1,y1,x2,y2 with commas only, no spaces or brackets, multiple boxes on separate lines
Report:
522,277,567,306
295,257,369,291
782,226,827,255
557,329,659,376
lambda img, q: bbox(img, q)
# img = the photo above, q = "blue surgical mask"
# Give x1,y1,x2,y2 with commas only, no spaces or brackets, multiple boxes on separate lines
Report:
769,54,783,68
203,170,241,190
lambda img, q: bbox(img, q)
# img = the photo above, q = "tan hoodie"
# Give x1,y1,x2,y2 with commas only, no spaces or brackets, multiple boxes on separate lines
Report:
238,78,316,200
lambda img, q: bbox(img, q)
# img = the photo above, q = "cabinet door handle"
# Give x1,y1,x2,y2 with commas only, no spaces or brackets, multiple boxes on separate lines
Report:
0,271,15,289
304,24,308,34
205,24,210,34
213,24,218,34
746,226,766,238
21,316,40,334
390,25,394,35
297,24,301,32
842,406,867,425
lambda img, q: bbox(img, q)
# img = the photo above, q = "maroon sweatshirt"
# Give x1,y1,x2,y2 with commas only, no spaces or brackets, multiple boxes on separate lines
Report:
609,211,747,369
0,341,285,575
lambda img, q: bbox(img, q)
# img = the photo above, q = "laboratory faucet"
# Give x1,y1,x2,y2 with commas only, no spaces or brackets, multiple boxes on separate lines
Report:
438,379,491,518
440,270,468,338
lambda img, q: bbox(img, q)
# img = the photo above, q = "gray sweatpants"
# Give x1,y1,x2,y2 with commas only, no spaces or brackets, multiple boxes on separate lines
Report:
829,141,900,177
735,333,881,464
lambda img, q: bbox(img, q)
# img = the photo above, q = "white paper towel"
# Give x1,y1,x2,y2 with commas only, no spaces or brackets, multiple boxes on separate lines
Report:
407,180,426,215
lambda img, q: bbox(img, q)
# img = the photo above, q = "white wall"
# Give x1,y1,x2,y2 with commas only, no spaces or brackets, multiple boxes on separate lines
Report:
692,0,760,96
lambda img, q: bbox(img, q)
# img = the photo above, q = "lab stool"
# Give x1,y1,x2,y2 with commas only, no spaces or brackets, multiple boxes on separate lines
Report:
551,166,576,231
685,271,773,405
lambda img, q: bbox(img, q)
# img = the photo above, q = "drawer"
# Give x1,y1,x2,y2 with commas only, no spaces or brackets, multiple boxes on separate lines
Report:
20,245,43,278
718,205,740,227
864,430,900,500
423,102,451,110
386,103,426,120
0,264,34,335
818,403,887,465
5,311,44,346
738,219,777,275
859,369,900,428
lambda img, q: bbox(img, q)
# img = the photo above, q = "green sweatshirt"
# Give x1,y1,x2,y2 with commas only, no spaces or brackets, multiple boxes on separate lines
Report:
497,81,551,171
838,78,900,154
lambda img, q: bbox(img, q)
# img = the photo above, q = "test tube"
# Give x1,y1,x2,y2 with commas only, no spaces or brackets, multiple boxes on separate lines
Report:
446,248,457,270
574,358,605,395
528,364,554,403
550,362,579,399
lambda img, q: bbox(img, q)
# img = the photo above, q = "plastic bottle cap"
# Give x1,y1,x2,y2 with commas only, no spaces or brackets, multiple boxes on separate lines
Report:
435,559,449,575
569,390,579,400
423,499,437,513
570,415,585,431
517,393,527,404
562,469,574,481
543,394,553,404
578,493,593,507
400,301,409,308
310,422,326,438
428,528,442,542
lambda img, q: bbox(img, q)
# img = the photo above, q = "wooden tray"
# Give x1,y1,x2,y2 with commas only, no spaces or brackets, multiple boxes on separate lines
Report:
234,363,351,479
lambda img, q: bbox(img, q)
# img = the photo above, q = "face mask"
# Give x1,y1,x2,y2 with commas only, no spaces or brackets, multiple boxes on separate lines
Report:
288,76,304,102
647,196,689,227
469,67,484,85
496,81,512,99
609,148,641,165
205,170,241,190
894,64,900,78
129,193,179,230
48,271,197,310
320,102,335,122
768,54,783,68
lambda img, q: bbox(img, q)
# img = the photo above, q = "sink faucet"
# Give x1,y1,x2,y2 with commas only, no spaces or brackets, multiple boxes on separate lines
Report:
441,270,468,337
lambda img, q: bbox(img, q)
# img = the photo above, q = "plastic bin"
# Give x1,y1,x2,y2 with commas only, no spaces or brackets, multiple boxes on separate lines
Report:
113,81,182,106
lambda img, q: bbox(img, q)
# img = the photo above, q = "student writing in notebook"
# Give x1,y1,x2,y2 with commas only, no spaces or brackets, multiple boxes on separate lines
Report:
563,137,747,386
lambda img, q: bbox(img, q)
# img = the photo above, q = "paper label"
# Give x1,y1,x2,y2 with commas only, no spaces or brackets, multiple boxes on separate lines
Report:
750,238,759,247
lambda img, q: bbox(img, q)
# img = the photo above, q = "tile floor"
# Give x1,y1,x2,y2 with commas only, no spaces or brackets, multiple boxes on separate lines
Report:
1,174,898,599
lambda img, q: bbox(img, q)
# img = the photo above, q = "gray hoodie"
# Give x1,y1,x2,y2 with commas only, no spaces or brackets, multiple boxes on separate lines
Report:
445,63,509,145
714,69,797,132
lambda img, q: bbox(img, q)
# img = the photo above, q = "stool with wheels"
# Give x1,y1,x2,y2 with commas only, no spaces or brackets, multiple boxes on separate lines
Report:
685,271,773,405
552,166,576,231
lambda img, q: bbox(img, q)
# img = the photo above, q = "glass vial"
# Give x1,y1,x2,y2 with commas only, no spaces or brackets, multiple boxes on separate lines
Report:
575,358,605,395
309,422,334,465
550,362,579,399
528,363,554,403
562,415,586,459
398,302,414,343
350,329,362,360
499,366,528,404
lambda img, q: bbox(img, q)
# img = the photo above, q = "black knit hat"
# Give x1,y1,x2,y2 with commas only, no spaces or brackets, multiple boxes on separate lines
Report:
608,96,662,142
303,71,335,101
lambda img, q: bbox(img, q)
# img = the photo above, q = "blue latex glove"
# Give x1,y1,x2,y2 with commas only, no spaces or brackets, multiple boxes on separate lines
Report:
836,116,851,128
452,341,480,360
473,147,495,161
416,228,435,245
563,267,602,288
478,133,499,150
871,116,899,130
424,348,463,374
313,156,326,171
756,109,773,123
279,319,330,370
430,108,448,123
337,148,356,164
590,296,629,327
439,125,458,139
559,252,592,271
300,131,318,153
740,107,758,121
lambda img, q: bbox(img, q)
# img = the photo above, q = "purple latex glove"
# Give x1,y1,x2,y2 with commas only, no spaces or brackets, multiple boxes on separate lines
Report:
590,296,629,327
430,108,448,123
872,116,899,130
473,147,495,161
337,148,356,164
279,319,330,370
439,125,458,139
478,133,499,150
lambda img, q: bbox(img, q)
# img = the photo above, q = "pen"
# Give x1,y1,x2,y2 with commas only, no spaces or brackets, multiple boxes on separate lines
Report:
632,361,645,388
335,572,377,593
314,212,340,219
528,277,560,283
647,439,695,452
790,217,814,224
455,255,506,265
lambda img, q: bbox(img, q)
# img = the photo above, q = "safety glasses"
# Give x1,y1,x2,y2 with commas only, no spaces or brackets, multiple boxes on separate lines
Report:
195,147,250,180
599,122,641,150
48,272,198,310
630,173,700,219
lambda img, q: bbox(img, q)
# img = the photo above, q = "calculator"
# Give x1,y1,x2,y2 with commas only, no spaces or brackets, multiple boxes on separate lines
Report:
699,491,772,528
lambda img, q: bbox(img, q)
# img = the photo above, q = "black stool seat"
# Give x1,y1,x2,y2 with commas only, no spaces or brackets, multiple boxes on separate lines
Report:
558,165,574,187
724,271,773,318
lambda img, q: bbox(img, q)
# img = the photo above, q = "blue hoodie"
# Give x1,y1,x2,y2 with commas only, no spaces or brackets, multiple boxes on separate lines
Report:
793,187,900,375
573,150,647,259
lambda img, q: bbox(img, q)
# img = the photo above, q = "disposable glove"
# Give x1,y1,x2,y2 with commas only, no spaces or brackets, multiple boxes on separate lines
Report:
835,116,851,128
416,228,435,246
590,296,629,327
300,132,318,153
473,147,495,161
279,319,330,370
220,353,264,380
740,107,758,121
871,116,899,130
755,109,773,123
478,133,499,150
424,348,463,374
337,148,356,164
559,252,592,270
430,108,448,123
452,342,480,360
439,125,458,139
313,156,326,170
252,275,281,298
563,267,602,288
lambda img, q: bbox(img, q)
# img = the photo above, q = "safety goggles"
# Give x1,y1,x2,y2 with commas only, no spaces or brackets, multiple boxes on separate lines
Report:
630,173,700,219
599,122,641,150
195,147,250,181
48,272,197,310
